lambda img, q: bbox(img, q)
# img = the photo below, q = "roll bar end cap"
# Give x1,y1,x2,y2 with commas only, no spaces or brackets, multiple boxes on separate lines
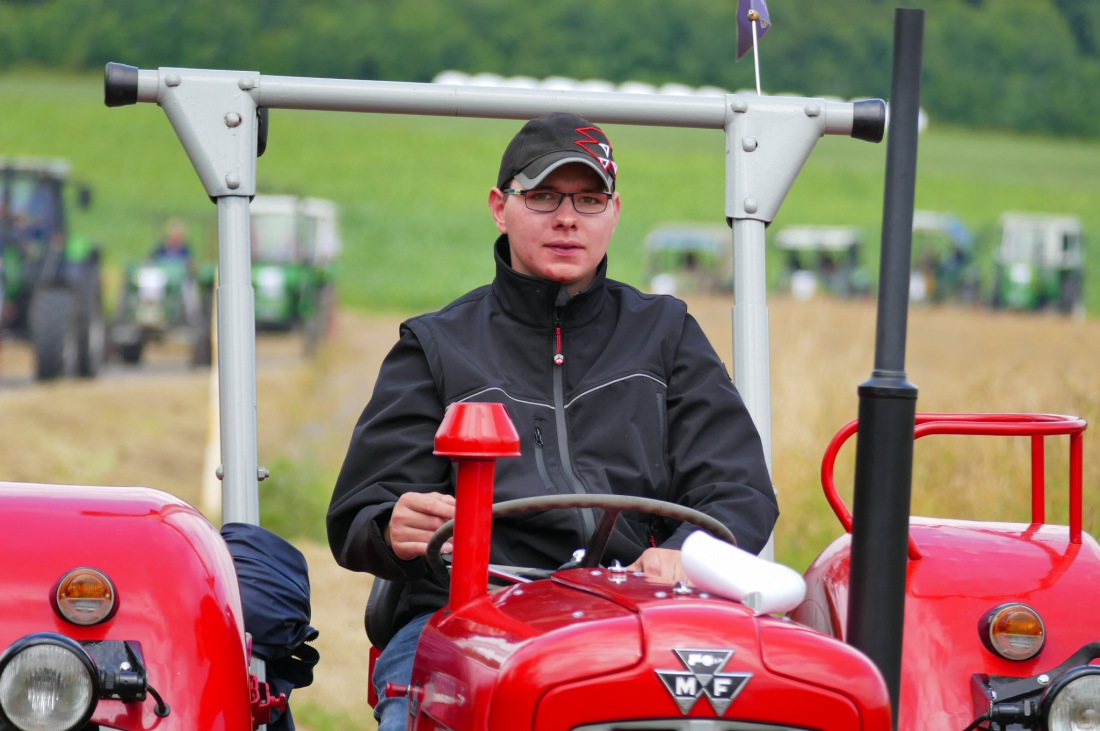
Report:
104,62,139,108
852,98,887,143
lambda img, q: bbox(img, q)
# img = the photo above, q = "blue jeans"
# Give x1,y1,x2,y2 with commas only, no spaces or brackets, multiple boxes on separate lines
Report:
373,612,433,731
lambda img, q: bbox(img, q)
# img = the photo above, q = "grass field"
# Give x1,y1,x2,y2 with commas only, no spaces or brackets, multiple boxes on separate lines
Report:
3,69,1100,315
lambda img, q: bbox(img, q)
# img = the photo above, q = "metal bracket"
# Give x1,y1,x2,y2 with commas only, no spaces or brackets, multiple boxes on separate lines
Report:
154,68,261,199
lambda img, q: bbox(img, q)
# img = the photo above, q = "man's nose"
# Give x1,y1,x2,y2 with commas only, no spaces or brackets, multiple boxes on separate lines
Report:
552,199,579,226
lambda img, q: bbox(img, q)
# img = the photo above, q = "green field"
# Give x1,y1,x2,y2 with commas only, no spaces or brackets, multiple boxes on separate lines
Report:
3,69,1099,317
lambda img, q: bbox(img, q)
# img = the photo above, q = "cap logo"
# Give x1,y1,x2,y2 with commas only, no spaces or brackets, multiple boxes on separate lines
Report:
575,127,618,179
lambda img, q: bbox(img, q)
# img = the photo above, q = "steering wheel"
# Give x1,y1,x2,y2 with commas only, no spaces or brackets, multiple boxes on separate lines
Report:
425,493,736,582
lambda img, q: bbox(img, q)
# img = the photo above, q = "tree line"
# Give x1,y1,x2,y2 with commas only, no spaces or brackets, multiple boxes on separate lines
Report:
2,0,1098,139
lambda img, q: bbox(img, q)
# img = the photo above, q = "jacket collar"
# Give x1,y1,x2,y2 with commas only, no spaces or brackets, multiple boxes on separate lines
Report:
491,235,608,327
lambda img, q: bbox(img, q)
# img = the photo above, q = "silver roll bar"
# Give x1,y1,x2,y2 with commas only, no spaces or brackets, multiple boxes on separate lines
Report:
105,63,885,562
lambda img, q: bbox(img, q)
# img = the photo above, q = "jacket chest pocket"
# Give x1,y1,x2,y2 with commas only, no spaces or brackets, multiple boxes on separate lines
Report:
569,378,671,499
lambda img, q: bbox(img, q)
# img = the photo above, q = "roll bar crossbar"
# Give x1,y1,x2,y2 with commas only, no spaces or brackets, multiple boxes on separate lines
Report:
103,63,885,554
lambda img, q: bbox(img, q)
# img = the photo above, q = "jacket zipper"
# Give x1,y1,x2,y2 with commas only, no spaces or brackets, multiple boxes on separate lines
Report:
552,312,596,539
533,423,558,493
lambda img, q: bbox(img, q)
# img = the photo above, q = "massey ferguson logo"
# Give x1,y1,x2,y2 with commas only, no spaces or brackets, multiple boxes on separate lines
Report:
655,648,752,715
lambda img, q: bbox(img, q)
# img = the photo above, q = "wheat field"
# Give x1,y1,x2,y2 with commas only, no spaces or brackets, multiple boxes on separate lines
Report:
1,297,1096,730
300,297,1099,729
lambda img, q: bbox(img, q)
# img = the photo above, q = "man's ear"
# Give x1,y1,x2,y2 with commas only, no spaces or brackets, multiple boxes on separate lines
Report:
488,187,508,234
609,191,622,235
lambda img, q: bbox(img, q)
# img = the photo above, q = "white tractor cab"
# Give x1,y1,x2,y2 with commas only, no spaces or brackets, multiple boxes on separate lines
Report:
992,212,1085,316
773,224,871,300
644,223,733,296
248,194,341,347
249,194,341,267
909,210,980,305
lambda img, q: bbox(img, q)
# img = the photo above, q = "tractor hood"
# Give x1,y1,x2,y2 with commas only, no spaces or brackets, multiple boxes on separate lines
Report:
413,567,891,731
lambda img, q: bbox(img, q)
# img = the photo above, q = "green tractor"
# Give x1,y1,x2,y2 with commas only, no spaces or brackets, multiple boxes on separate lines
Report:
773,224,873,300
644,223,733,296
991,212,1085,315
109,251,211,367
249,194,340,352
909,210,981,305
0,158,106,380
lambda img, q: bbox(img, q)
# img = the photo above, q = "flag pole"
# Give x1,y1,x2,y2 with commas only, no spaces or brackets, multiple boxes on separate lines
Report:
749,9,763,95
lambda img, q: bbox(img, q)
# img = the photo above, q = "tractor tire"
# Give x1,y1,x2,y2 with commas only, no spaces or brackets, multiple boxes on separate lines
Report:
191,313,213,367
303,283,336,357
28,287,79,381
189,284,215,367
118,340,145,365
75,264,107,377
1059,272,1084,316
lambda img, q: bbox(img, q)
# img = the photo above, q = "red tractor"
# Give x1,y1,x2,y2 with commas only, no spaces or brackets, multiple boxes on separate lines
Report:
1,7,1095,731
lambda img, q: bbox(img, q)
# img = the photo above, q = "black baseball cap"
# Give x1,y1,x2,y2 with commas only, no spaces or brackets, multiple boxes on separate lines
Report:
497,112,617,192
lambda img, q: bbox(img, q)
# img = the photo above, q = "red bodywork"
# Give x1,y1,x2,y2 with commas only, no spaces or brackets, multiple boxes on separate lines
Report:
393,402,894,731
392,407,1099,731
792,413,1098,730
0,482,254,729
412,569,892,731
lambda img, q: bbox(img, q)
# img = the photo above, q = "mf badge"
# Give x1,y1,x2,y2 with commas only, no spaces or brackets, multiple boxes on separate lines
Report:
656,648,752,715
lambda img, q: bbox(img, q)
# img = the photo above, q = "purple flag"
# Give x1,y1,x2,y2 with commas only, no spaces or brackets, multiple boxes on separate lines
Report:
737,0,772,61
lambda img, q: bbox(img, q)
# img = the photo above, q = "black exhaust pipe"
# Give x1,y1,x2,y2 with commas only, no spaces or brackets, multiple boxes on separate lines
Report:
845,7,924,728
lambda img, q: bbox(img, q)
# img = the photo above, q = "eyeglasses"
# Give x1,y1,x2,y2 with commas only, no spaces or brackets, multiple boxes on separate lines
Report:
502,188,612,215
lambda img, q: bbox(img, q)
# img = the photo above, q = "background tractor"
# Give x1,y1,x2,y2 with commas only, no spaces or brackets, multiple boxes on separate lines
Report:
109,252,211,367
250,194,340,353
773,224,872,300
991,212,1085,316
644,223,733,296
909,209,981,305
0,157,106,380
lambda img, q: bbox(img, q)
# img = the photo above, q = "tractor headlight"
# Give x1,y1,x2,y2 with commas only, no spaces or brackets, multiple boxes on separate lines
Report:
0,634,98,731
256,266,286,295
137,266,168,297
1043,667,1100,731
1009,262,1034,285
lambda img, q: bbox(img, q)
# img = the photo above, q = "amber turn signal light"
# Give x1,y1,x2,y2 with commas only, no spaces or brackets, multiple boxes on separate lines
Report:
979,602,1045,661
53,567,118,626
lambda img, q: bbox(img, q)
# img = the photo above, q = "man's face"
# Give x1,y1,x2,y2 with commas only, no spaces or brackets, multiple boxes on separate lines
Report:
489,163,621,296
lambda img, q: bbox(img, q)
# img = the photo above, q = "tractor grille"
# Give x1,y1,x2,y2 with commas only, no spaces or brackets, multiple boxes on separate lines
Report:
574,720,815,731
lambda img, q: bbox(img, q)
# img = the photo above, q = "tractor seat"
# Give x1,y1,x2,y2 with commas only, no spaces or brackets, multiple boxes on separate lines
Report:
364,577,405,651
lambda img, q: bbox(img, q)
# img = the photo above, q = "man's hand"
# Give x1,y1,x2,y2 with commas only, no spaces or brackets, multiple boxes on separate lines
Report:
385,492,456,560
626,547,688,584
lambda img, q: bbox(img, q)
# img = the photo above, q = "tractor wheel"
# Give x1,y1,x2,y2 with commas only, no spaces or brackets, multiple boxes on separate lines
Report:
189,284,215,367
28,287,79,381
75,264,107,377
190,311,213,367
118,340,145,365
1059,272,1084,316
302,283,335,357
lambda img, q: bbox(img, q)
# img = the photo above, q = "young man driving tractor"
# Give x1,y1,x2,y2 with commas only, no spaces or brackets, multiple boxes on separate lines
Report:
327,112,778,730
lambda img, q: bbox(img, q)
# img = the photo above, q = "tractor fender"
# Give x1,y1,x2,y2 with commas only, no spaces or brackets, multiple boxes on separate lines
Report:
0,482,254,729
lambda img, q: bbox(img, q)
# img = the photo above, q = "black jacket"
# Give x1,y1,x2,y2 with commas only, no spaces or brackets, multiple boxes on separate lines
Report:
327,236,777,628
